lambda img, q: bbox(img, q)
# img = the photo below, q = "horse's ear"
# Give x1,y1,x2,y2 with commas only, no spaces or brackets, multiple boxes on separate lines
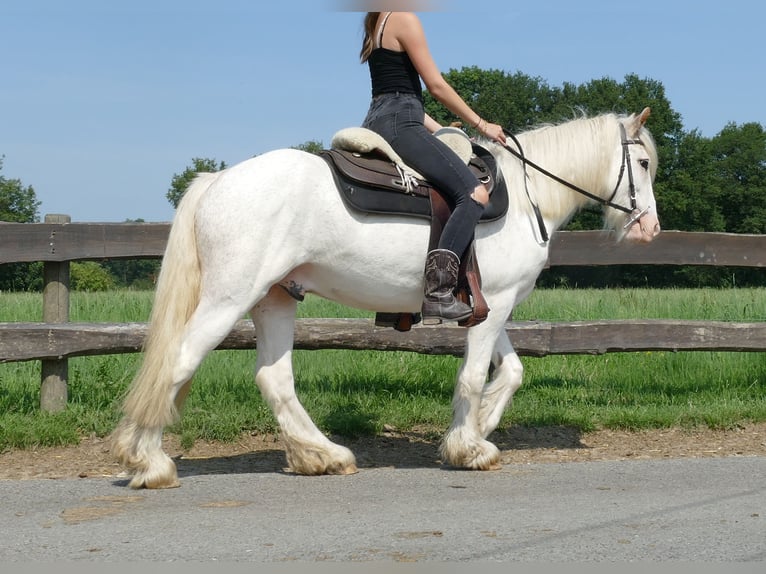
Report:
628,107,651,137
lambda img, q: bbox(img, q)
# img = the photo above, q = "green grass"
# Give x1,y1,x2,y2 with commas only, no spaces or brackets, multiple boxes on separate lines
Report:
1,288,764,450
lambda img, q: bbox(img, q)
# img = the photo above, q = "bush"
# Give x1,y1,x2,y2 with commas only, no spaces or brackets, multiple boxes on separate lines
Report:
71,262,115,291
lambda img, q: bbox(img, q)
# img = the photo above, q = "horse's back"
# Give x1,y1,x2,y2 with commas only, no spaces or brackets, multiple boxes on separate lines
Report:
207,148,328,195
194,149,335,224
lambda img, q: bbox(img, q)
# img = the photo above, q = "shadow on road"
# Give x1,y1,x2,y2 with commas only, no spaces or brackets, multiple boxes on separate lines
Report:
164,425,587,480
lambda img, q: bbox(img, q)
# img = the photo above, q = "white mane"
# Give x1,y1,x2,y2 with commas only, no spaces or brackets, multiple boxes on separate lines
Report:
483,113,657,230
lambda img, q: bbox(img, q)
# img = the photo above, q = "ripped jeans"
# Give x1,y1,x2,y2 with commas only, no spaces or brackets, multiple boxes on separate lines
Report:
362,92,485,258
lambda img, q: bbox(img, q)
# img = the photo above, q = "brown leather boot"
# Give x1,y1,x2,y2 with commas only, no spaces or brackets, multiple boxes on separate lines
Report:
421,249,473,323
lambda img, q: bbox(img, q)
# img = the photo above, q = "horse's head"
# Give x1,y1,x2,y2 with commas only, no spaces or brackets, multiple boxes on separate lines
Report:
609,107,661,243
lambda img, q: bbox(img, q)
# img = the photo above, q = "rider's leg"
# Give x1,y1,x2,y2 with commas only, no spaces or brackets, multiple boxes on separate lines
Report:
362,94,486,322
421,183,487,322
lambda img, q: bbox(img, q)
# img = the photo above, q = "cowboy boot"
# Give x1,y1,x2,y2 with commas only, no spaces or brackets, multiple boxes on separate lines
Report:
421,249,473,323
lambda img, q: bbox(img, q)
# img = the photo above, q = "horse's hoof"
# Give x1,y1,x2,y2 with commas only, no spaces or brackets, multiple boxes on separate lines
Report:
329,462,359,476
284,441,358,476
128,472,181,490
440,435,502,471
124,456,180,489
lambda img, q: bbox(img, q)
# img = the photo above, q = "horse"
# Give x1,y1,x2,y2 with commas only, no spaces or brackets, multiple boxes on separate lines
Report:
112,107,661,489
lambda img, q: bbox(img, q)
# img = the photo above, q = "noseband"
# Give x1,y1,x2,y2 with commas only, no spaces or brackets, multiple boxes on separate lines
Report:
501,123,648,241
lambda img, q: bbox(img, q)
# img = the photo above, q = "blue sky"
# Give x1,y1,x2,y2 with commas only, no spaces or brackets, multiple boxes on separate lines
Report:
3,0,763,223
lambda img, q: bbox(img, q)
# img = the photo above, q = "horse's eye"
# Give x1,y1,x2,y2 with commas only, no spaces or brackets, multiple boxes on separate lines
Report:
639,159,650,170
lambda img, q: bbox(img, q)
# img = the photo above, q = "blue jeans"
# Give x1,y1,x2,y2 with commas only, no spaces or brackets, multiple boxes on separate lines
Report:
362,92,484,258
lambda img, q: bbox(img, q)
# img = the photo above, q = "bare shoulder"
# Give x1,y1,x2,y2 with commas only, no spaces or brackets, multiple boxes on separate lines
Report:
390,11,424,31
389,12,428,49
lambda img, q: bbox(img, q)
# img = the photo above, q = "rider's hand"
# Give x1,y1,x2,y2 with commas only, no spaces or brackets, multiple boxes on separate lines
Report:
478,120,506,145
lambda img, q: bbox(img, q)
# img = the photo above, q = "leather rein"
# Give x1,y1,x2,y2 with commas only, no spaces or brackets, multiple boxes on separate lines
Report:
500,124,647,242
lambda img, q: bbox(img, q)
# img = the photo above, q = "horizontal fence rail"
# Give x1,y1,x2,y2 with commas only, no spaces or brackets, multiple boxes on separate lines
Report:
2,319,766,364
1,216,764,411
1,221,765,267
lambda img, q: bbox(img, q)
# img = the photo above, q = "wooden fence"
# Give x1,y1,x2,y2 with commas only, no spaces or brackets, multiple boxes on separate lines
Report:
1,214,765,412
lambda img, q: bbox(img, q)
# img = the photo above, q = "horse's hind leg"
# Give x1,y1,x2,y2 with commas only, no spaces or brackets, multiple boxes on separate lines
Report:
114,299,249,489
252,287,357,475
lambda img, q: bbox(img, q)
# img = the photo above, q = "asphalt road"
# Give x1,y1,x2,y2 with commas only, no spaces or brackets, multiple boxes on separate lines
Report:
1,456,764,562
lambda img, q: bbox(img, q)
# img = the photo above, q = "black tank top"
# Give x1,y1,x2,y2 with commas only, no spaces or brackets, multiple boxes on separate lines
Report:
367,13,422,99
368,47,423,99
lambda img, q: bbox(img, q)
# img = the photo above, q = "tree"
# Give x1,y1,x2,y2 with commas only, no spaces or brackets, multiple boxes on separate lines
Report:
656,130,725,233
710,122,766,234
166,157,227,209
424,67,560,134
0,157,42,291
292,140,324,154
0,156,40,223
103,256,160,289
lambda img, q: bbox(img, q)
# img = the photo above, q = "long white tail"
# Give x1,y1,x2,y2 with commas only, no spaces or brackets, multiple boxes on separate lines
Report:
120,173,218,429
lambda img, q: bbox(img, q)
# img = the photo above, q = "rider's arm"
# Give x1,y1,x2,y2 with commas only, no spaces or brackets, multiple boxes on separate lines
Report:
424,113,442,133
393,13,506,144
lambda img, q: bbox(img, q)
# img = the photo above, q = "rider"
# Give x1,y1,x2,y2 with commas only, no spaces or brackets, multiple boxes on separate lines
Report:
360,11,506,322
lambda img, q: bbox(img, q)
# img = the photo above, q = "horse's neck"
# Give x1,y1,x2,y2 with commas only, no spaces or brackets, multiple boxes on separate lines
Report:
503,118,613,230
525,119,609,187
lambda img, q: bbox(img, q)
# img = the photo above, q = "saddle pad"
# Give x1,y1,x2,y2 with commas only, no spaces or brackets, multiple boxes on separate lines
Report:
319,143,508,223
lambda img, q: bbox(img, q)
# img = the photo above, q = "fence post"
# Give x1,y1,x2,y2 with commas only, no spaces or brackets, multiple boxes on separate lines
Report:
40,214,71,412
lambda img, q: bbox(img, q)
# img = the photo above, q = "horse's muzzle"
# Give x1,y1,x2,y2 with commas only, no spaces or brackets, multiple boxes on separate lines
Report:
624,209,661,243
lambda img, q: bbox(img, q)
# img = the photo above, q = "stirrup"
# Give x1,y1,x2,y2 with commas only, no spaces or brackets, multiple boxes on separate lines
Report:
421,299,473,325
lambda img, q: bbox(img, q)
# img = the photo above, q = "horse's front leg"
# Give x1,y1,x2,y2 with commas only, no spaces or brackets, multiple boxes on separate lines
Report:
439,318,506,470
252,288,357,476
478,331,524,438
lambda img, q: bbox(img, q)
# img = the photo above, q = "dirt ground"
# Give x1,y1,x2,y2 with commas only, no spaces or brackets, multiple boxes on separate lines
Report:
2,423,765,480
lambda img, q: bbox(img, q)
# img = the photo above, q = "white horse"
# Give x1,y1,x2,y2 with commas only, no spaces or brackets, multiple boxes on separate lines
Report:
113,108,660,488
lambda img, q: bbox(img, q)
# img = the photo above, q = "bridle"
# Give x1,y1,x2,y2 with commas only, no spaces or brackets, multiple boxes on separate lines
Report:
500,123,649,242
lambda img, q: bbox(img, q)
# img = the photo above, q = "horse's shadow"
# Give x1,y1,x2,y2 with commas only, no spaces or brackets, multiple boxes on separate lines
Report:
165,425,587,480
492,425,587,452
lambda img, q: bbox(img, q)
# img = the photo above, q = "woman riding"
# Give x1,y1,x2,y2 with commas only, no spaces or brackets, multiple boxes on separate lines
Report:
360,11,507,323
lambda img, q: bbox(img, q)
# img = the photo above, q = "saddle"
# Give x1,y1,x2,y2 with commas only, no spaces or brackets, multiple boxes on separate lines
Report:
319,127,509,331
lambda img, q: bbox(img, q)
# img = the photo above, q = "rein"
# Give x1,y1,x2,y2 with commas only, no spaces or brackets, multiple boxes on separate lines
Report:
500,125,646,242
